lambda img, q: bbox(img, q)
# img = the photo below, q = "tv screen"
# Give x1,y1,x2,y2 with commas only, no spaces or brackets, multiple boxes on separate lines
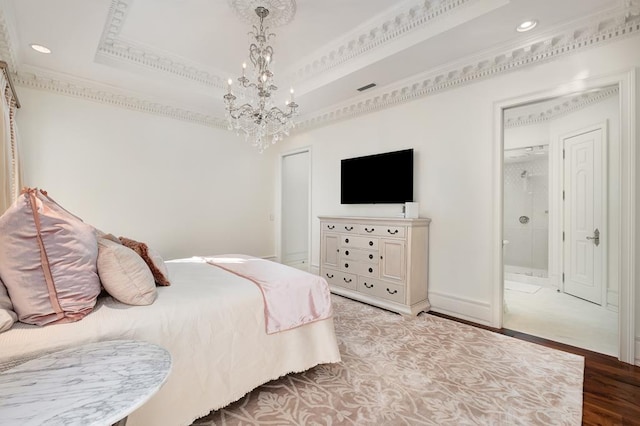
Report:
341,149,414,204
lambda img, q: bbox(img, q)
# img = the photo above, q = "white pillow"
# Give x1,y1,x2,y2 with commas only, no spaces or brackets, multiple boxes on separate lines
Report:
0,277,17,333
97,238,157,306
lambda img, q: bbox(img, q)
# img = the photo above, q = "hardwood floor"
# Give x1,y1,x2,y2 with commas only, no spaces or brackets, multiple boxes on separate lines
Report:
428,312,640,425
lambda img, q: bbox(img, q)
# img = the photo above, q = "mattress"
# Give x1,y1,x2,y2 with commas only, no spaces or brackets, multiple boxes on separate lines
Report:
0,257,341,426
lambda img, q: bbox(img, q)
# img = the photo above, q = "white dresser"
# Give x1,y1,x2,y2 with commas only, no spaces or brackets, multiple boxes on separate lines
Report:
319,216,430,315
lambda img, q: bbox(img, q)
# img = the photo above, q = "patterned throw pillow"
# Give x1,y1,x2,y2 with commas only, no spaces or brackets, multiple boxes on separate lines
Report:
119,236,171,286
0,188,101,326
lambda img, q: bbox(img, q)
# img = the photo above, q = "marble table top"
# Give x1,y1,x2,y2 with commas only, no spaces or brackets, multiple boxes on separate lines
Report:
0,340,172,426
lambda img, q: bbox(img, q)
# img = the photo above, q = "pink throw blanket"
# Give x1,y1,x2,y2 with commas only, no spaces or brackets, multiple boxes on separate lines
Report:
205,255,332,334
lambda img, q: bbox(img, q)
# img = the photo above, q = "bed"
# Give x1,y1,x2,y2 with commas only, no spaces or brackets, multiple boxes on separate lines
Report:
0,257,341,426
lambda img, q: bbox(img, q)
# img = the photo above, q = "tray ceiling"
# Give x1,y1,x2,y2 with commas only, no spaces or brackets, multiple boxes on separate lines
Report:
0,0,636,129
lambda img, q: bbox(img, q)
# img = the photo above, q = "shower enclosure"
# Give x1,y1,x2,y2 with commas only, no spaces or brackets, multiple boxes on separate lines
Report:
503,145,549,283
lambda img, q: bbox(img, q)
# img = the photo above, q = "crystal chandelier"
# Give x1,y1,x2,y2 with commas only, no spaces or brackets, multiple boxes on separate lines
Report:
223,6,298,152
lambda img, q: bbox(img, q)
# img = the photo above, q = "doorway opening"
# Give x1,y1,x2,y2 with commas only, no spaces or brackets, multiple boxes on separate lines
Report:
280,148,311,271
502,86,619,356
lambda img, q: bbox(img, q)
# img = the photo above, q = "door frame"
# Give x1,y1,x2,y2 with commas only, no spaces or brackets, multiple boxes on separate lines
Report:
559,122,608,305
492,69,636,364
278,147,312,269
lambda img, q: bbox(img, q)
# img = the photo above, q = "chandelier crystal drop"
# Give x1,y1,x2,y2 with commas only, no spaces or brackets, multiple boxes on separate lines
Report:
223,6,298,152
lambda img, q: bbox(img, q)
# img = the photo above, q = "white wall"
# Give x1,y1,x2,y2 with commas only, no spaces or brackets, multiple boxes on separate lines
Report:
275,34,640,337
16,88,277,260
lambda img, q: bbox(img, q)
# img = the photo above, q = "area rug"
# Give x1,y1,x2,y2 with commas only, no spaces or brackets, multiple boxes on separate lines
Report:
193,295,584,425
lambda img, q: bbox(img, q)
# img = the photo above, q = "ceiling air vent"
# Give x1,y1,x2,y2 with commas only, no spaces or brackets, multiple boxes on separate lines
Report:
357,83,376,92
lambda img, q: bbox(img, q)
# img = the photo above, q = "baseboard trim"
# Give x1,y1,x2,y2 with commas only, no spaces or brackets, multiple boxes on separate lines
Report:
635,337,640,366
428,290,492,327
261,255,277,261
310,264,319,275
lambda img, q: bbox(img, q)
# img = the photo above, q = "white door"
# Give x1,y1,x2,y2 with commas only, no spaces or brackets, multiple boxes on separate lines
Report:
563,127,606,304
281,150,310,270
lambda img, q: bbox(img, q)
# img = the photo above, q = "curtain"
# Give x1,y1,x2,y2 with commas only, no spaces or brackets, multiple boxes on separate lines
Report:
0,72,22,213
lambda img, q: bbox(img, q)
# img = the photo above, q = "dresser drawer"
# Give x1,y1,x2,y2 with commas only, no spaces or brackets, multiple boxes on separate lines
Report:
341,248,378,263
322,222,358,233
357,277,405,304
356,224,406,238
341,235,379,250
341,261,378,277
322,222,354,233
322,268,357,290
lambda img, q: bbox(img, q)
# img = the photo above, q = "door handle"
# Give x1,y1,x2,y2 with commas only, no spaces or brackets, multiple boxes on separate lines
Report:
586,228,600,247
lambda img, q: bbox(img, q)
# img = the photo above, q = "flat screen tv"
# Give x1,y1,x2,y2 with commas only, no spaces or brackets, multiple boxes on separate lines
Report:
341,149,413,204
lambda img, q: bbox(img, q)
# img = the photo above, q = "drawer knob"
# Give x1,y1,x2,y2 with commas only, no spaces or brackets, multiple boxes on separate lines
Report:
368,267,373,273
386,288,398,295
345,250,350,256
364,282,374,289
343,278,352,283
369,254,373,260
344,263,349,268
387,229,399,235
327,225,335,230
345,226,353,231
369,241,374,246
365,227,375,233
326,273,334,279
345,238,349,244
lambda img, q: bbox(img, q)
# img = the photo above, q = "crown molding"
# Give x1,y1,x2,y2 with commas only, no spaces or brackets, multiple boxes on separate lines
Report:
13,70,228,130
95,0,227,89
0,3,19,72
504,86,620,128
93,0,481,91
2,0,638,135
286,0,485,84
295,4,640,131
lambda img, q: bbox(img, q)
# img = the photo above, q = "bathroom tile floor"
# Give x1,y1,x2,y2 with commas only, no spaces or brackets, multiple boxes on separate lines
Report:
504,284,618,356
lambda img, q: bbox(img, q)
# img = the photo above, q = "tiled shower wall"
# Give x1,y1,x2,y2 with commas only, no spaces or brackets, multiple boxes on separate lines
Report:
504,156,549,276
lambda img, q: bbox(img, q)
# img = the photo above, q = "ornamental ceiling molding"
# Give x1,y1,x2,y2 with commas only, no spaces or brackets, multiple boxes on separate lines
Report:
286,0,480,84
295,4,640,131
0,5,18,72
95,0,227,89
504,86,620,128
13,71,228,130
2,1,638,133
228,0,296,27
93,0,476,90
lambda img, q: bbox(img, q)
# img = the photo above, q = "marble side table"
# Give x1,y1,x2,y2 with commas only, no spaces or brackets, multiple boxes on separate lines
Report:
0,340,172,426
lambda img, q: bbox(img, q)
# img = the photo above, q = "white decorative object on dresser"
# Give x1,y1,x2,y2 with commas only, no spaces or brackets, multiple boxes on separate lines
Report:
319,216,430,315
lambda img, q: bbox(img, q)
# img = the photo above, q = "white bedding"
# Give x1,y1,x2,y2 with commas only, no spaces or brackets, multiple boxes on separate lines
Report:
0,257,341,426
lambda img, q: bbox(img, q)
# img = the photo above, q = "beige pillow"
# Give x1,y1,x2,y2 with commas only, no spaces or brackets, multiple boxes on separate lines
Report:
0,188,101,326
97,238,157,306
0,278,17,333
119,237,171,286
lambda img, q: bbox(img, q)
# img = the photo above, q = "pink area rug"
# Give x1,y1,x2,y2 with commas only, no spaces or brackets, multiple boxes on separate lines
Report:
194,295,583,425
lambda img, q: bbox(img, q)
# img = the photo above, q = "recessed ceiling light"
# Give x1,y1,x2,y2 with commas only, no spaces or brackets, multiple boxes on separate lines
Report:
30,44,51,54
516,20,538,32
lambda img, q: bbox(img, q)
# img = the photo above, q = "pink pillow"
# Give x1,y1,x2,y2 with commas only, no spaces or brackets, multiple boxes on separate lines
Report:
0,188,101,326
